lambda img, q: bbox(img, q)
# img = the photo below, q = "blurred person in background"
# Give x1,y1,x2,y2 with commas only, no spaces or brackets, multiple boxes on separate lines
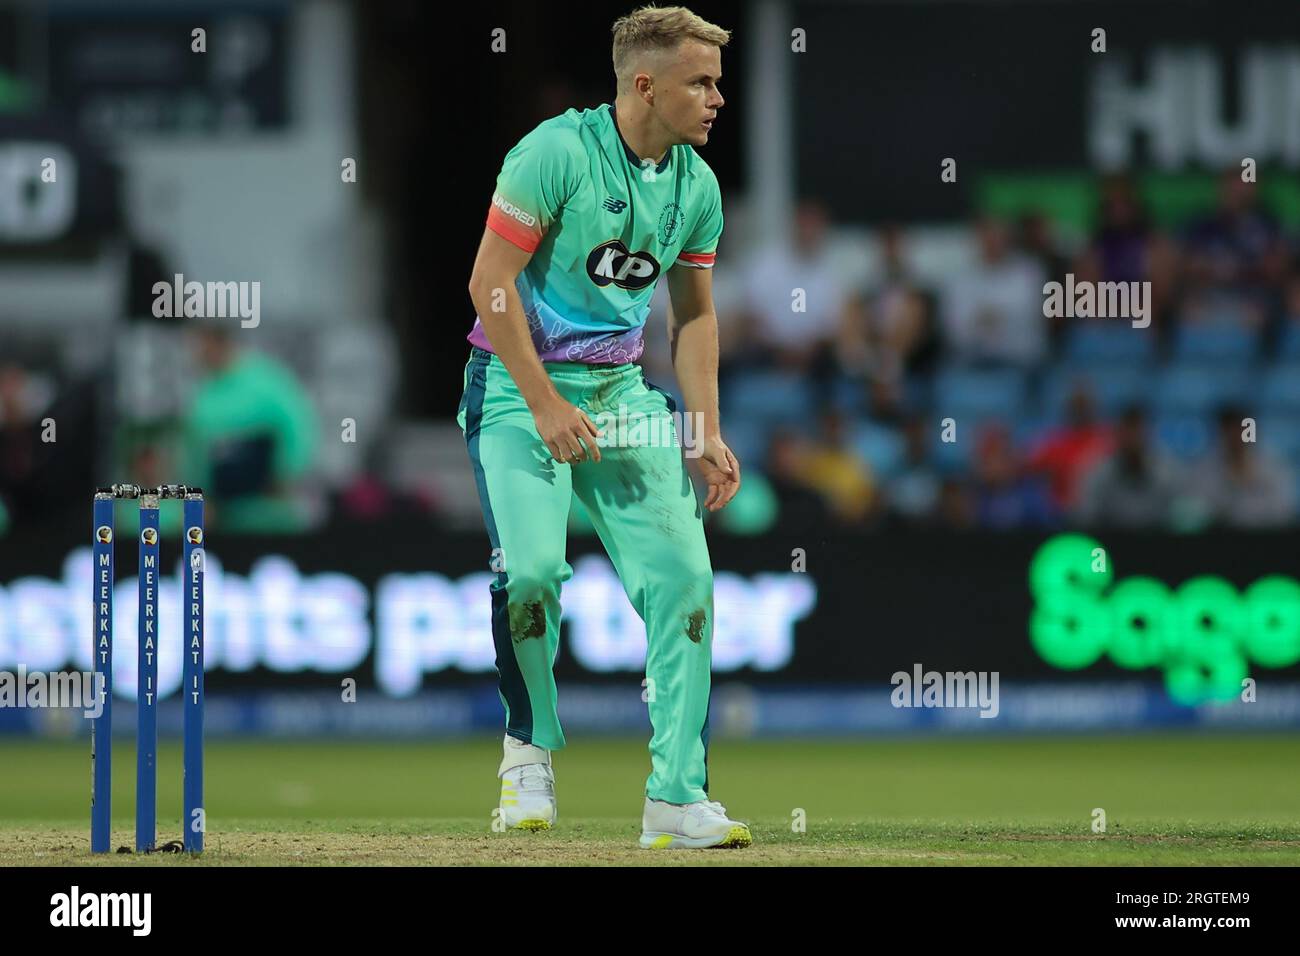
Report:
1015,211,1070,286
111,432,185,536
764,428,836,528
763,410,875,527
883,414,944,526
0,361,95,530
1278,272,1300,351
850,377,909,476
1181,168,1288,328
183,324,320,533
940,217,1047,366
842,225,940,388
968,422,1055,529
1026,382,1112,513
1073,173,1177,329
1075,404,1181,528
1190,404,1296,529
1014,210,1072,350
937,475,975,529
736,199,855,376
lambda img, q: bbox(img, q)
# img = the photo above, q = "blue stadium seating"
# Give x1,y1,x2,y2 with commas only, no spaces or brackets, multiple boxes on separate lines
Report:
1152,412,1213,460
1276,323,1300,360
723,370,815,426
852,420,906,478
1172,323,1259,363
1253,412,1300,464
1153,363,1254,414
932,366,1027,421
1039,364,1149,418
1062,323,1156,365
1259,364,1300,412
721,417,770,470
929,425,973,472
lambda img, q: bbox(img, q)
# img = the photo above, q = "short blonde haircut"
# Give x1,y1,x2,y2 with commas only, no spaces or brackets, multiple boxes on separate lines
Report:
612,5,731,93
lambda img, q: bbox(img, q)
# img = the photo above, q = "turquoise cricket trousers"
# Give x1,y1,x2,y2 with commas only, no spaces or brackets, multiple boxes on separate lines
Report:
456,346,714,804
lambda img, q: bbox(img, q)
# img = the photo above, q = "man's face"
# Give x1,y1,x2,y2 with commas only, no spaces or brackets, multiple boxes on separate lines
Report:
651,40,724,146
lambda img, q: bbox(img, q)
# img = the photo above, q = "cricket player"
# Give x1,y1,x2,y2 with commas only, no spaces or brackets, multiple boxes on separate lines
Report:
460,6,748,848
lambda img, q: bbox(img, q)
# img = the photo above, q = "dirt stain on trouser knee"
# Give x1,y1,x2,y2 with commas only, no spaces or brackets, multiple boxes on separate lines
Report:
686,608,708,644
509,601,546,645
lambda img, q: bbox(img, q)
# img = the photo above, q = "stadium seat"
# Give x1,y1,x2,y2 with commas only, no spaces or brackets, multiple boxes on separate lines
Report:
1012,415,1053,448
1153,363,1253,414
817,377,868,417
929,426,973,472
720,417,770,470
1259,364,1300,412
899,372,933,412
1152,413,1213,460
852,420,905,478
932,366,1027,421
1172,323,1259,363
722,370,815,426
1276,322,1300,359
1062,323,1156,365
1252,412,1300,464
1038,364,1149,418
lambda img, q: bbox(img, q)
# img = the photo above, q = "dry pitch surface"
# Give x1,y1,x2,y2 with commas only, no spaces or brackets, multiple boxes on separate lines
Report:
2,736,1298,866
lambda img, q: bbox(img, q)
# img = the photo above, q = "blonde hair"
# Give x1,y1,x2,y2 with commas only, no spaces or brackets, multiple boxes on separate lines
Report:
611,5,731,93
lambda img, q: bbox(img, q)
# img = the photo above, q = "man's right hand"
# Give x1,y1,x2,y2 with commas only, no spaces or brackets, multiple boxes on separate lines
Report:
531,395,603,464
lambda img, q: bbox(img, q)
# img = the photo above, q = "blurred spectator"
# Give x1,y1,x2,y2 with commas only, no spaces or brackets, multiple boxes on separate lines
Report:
850,378,908,476
0,361,95,528
883,415,944,525
113,431,185,536
1074,173,1177,326
1278,272,1300,352
968,422,1056,528
1016,210,1070,285
937,476,975,529
1189,405,1297,529
764,429,836,527
940,217,1048,366
1075,405,1182,528
735,200,855,375
1181,168,1288,327
1027,383,1112,512
844,225,940,387
764,410,875,526
183,326,320,533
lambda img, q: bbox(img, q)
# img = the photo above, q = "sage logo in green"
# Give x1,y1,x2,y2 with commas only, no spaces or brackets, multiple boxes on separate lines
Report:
1029,534,1300,706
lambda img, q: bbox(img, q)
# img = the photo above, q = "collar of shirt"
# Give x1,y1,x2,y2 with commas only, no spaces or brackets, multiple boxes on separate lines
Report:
606,103,671,175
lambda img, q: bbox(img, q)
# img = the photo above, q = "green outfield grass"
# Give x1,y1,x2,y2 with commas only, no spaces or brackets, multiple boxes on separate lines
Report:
2,734,1298,865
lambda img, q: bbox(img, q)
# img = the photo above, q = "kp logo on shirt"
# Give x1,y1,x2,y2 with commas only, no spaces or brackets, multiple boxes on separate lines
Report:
586,240,661,290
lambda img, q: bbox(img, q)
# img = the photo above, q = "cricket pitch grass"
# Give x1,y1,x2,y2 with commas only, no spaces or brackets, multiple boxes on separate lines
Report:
2,735,1298,866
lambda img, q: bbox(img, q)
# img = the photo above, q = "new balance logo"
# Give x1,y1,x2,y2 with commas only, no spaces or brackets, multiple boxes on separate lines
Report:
602,197,627,213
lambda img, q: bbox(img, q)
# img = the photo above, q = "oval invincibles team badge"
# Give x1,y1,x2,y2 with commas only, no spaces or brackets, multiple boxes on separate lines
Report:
657,202,685,245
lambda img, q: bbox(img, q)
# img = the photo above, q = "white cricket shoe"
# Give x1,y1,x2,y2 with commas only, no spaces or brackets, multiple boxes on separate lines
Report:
497,735,555,831
639,797,753,849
